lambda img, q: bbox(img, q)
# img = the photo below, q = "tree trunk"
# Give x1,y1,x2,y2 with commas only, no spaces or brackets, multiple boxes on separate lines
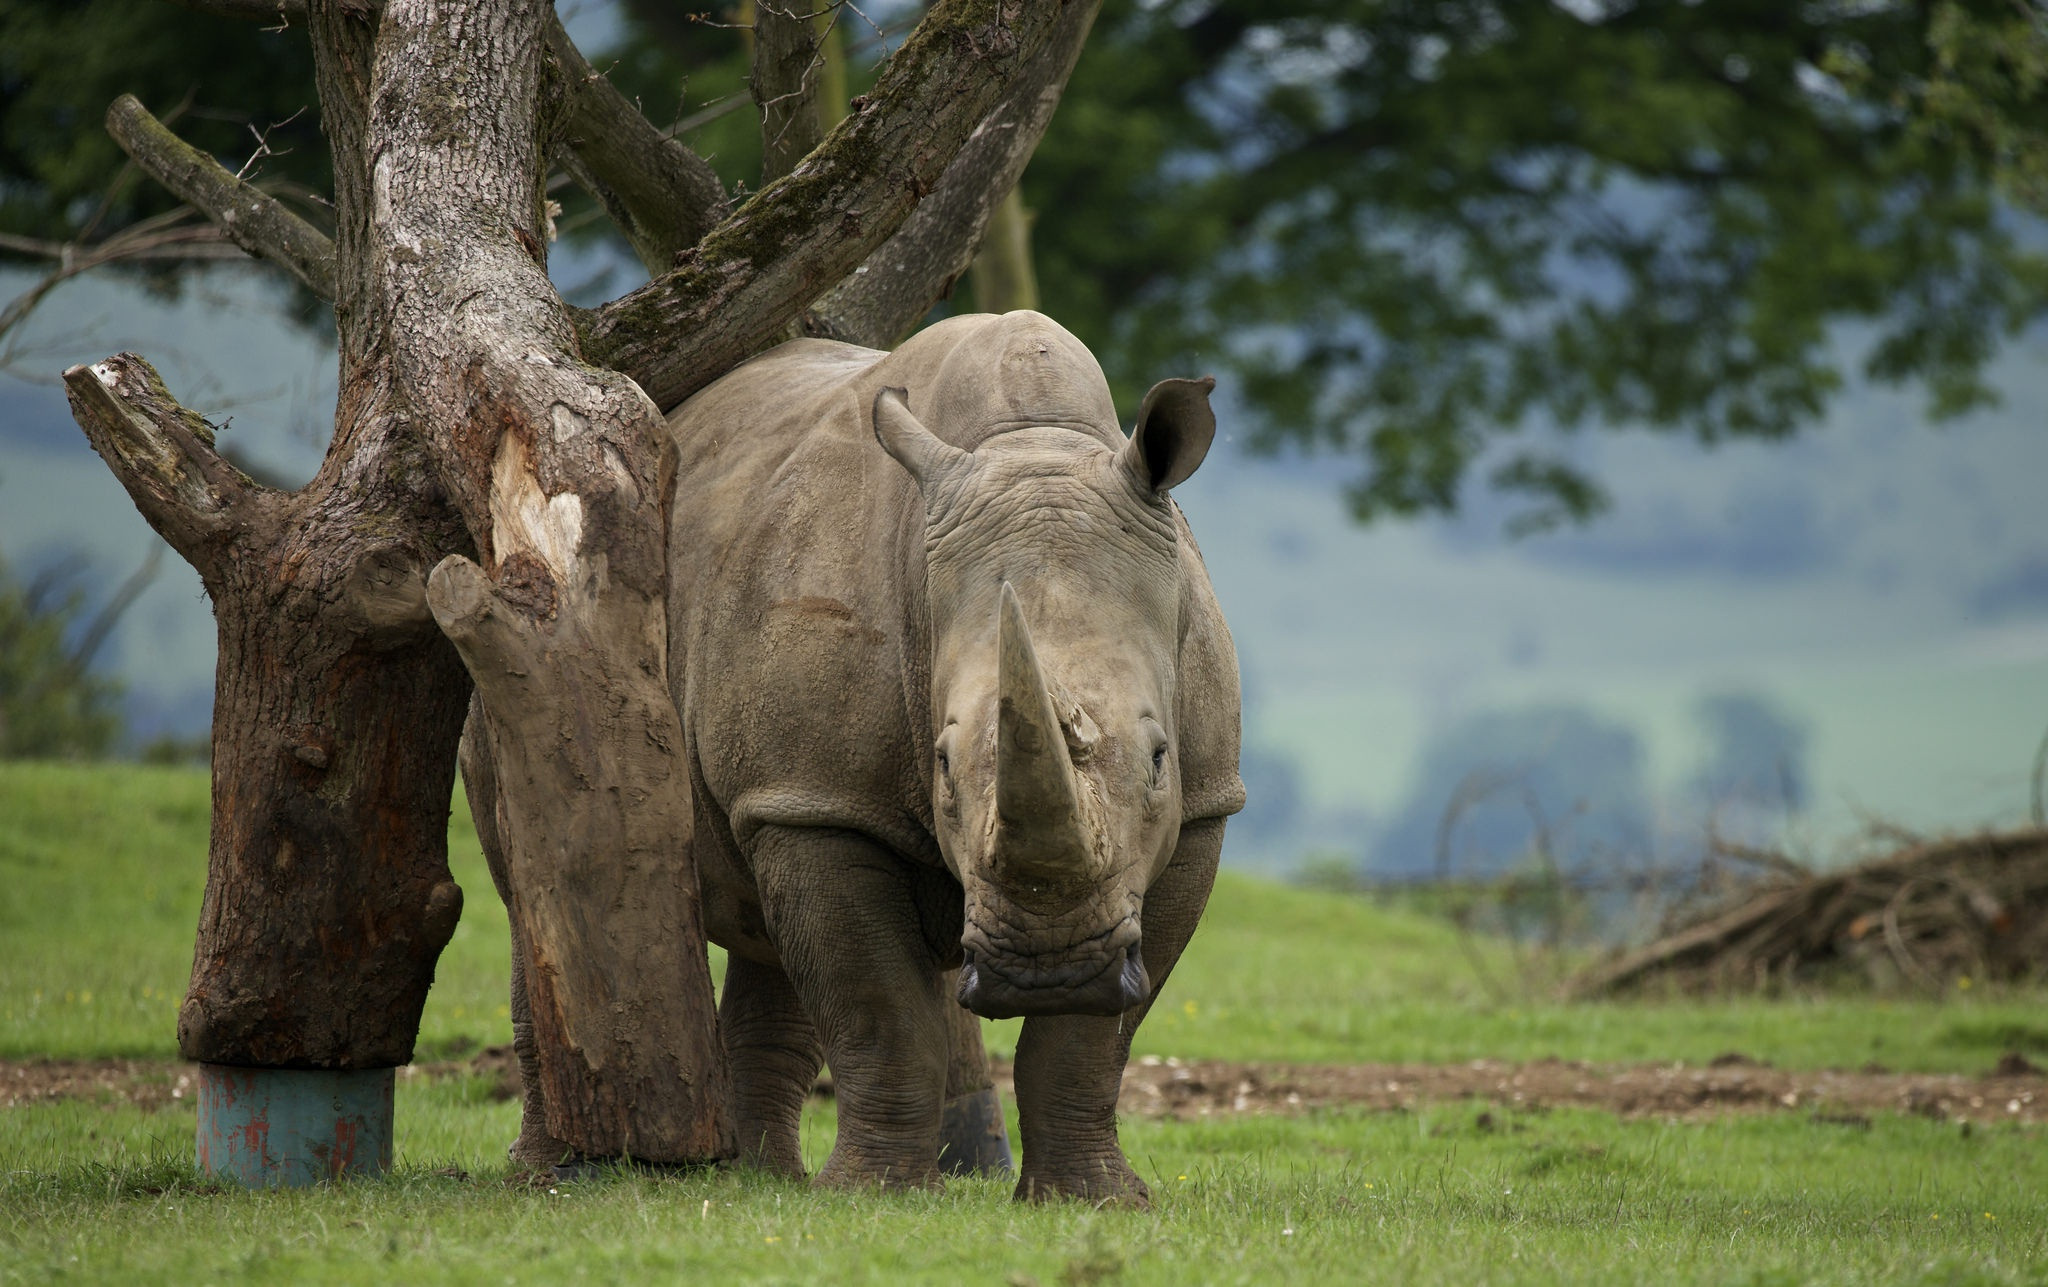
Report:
361,0,733,1163
64,353,472,1071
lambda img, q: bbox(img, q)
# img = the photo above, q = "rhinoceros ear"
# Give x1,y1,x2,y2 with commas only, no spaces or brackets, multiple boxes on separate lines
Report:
1120,376,1216,493
873,386,970,490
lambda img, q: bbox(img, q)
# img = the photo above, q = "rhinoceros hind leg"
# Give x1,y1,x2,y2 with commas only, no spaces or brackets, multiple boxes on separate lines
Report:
719,952,823,1178
938,993,1013,1176
750,825,951,1191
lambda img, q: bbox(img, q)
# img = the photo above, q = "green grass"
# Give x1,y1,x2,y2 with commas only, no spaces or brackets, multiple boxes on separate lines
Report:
4,763,2043,1073
4,1085,2045,1284
5,762,2048,1283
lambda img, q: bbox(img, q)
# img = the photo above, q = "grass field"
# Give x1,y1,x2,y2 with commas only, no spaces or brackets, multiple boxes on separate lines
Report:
4,763,2047,1283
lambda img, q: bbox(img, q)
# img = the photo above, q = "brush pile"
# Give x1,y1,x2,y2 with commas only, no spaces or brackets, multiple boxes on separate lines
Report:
1570,827,2048,997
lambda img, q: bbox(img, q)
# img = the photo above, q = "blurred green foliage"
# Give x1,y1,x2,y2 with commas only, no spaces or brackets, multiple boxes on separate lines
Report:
0,0,326,243
0,556,123,758
1023,0,2048,527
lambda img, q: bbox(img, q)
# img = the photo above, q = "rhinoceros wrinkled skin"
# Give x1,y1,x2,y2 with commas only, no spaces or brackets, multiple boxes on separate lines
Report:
667,311,1244,1204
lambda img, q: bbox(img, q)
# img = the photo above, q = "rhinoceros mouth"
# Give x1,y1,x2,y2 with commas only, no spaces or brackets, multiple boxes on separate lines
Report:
956,921,1149,1018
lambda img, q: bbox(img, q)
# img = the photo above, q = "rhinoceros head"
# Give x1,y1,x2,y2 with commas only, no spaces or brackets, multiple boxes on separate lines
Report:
872,376,1216,1018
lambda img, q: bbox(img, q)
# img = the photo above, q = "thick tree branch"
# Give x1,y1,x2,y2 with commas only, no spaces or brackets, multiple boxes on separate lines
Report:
753,0,825,184
104,95,337,300
807,0,1097,347
581,0,1079,412
545,12,731,274
62,353,258,566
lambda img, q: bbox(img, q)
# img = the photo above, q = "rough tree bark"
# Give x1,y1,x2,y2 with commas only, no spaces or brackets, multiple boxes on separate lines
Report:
62,349,470,1070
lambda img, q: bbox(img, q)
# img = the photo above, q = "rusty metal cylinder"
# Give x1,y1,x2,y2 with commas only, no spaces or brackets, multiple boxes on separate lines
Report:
195,1064,395,1186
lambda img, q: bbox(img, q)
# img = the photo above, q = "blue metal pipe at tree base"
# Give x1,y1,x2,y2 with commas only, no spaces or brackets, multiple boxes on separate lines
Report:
195,1064,395,1186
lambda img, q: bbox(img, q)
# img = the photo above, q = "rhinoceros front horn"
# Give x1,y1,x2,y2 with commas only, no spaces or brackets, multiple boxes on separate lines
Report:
994,582,1092,885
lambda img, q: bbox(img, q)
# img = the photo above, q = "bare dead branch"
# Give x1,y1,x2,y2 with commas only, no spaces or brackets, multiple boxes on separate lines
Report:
805,0,1098,348
157,0,301,18
0,215,247,344
753,0,828,183
544,11,731,274
62,353,262,566
581,0,1077,412
104,95,337,300
70,545,166,672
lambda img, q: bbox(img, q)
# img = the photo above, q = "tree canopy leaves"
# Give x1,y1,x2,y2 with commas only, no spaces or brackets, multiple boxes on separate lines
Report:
1021,0,2048,525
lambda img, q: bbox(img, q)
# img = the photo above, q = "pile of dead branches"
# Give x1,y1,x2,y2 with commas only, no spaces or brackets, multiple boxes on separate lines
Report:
1569,827,2048,997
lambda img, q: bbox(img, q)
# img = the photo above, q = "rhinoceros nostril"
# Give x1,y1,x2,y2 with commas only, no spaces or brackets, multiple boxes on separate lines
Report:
957,954,982,1008
1117,950,1149,1010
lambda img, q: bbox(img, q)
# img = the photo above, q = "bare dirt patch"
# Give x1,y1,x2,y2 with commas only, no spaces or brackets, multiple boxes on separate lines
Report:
2,1058,198,1112
1104,1052,2045,1125
7,1050,2042,1127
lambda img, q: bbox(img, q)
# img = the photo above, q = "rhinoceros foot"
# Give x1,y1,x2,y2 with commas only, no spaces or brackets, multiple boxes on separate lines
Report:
812,1149,943,1193
1014,1154,1151,1209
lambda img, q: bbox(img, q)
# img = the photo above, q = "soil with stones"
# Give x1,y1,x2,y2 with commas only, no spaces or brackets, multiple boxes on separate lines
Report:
7,1049,2043,1127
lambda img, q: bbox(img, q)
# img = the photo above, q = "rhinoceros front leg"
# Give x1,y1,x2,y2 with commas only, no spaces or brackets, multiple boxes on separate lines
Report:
1011,817,1224,1207
720,952,824,1178
750,824,953,1190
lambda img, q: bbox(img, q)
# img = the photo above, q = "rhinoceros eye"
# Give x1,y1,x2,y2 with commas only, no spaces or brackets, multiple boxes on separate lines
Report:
1151,743,1169,779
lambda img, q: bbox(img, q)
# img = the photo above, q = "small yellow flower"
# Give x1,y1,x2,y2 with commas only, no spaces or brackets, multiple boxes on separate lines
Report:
1958,976,1973,990
1177,1174,1188,1181
1183,999,1198,1018
765,1236,781,1244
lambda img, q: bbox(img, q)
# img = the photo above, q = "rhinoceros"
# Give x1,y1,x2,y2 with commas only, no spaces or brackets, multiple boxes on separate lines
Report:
475,310,1243,1204
661,310,1244,1203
